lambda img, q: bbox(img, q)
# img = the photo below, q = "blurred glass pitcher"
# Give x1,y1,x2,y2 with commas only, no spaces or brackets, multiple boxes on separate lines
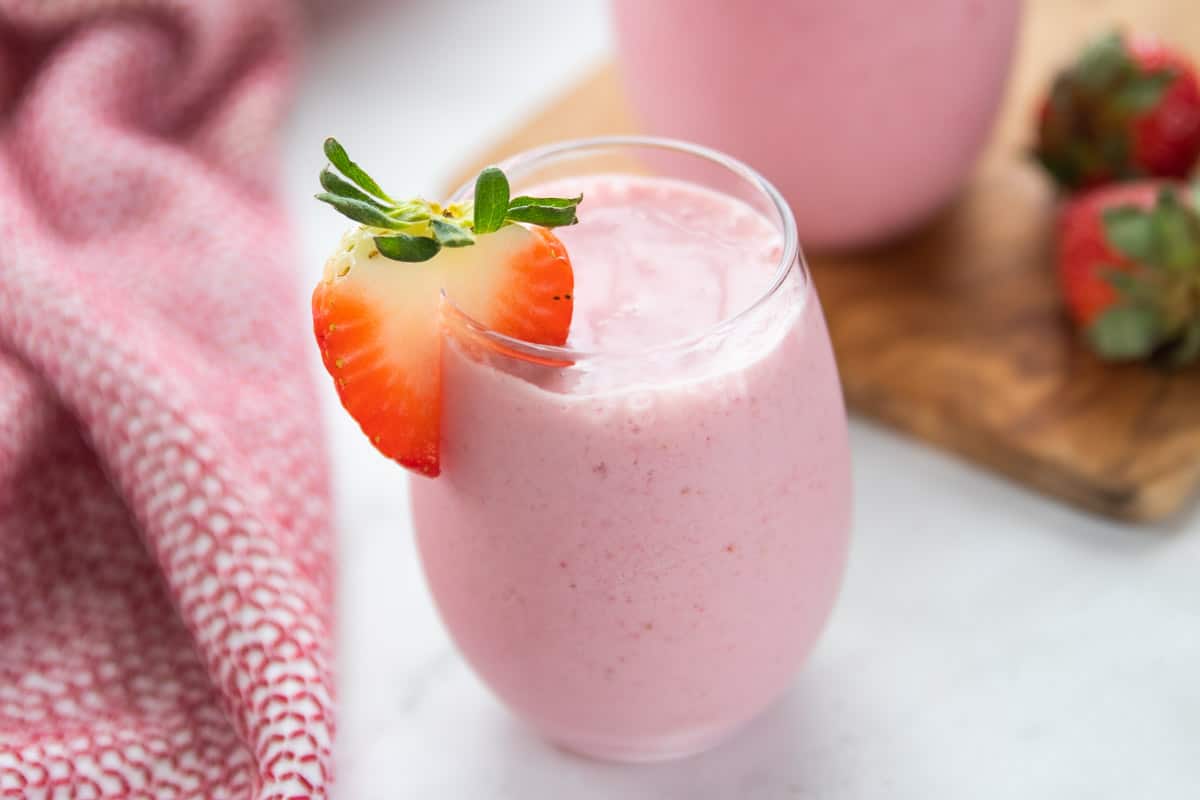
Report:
612,0,1023,251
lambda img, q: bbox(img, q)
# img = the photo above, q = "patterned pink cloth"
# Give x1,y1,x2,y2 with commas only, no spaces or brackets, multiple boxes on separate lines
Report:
0,1,335,797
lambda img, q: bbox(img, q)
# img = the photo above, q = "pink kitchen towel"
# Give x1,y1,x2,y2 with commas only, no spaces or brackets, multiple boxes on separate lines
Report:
0,1,335,798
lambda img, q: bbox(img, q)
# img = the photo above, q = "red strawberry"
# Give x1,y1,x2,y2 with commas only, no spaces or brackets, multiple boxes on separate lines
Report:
1058,181,1162,325
311,139,580,475
1057,181,1200,363
1035,31,1200,190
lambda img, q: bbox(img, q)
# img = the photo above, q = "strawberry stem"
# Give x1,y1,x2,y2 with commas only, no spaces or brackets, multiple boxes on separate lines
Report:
316,138,582,262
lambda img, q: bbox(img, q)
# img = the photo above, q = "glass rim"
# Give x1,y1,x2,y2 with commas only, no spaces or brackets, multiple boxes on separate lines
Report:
444,135,806,362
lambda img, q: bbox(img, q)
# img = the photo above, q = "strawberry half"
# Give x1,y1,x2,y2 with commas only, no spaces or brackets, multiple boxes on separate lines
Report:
1035,31,1200,190
1057,181,1200,363
311,139,580,476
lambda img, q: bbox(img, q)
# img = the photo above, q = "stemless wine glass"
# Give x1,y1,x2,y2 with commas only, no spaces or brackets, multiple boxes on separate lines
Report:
410,137,852,762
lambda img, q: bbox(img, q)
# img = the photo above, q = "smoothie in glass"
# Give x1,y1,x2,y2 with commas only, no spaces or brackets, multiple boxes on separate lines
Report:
410,139,852,762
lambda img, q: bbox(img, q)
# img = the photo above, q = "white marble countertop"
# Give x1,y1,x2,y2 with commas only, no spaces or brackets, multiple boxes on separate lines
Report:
282,2,1200,797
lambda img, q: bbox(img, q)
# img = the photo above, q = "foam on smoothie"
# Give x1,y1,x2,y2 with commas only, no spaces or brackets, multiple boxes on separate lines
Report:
468,175,803,396
533,175,785,352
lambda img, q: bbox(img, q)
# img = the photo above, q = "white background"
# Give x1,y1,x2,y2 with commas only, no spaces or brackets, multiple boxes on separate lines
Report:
281,2,1200,797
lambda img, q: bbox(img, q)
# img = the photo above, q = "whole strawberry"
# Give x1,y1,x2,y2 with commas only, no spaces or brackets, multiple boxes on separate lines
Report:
1058,181,1200,363
1036,31,1200,190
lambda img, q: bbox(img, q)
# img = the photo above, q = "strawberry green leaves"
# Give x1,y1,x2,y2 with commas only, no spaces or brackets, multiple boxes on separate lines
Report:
1102,189,1200,268
374,233,442,262
430,218,474,247
324,138,392,203
320,167,386,207
1102,205,1156,262
473,168,582,233
1075,32,1131,91
473,168,510,234
506,195,582,227
1152,192,1200,269
1111,70,1175,114
1089,187,1200,364
1076,32,1175,114
317,138,582,262
317,137,460,261
1090,305,1163,359
316,193,409,230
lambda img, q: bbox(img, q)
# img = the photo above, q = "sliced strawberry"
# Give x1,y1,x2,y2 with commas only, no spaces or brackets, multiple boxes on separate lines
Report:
475,225,573,344
310,140,581,475
313,223,573,476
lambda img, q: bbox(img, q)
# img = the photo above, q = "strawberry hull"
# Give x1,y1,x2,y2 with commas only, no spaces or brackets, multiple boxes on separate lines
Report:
1036,32,1200,190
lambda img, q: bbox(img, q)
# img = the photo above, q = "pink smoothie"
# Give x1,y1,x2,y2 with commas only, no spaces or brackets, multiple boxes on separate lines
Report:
612,0,1021,250
410,174,852,761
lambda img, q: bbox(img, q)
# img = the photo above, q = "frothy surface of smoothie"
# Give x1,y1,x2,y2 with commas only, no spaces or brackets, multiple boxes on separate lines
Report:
411,173,851,761
545,176,783,353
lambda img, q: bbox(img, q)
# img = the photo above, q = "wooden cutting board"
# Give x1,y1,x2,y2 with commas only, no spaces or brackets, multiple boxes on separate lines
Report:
449,0,1200,522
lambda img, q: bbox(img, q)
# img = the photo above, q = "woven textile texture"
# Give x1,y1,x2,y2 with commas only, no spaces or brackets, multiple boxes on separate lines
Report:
0,1,335,797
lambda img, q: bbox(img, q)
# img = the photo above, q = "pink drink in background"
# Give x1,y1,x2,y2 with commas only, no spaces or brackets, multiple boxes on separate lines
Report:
612,0,1022,250
410,141,852,762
